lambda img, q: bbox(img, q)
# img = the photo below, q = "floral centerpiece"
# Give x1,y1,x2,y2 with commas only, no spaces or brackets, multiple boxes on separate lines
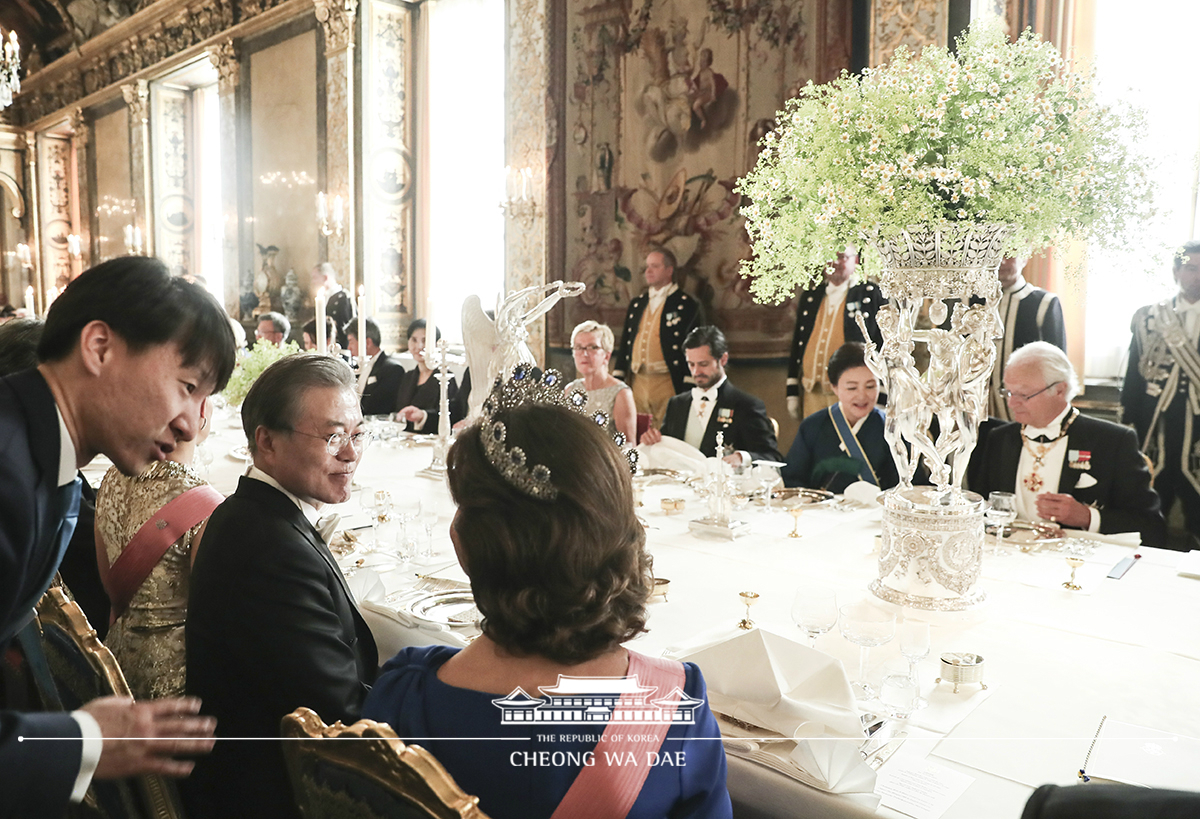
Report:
738,23,1155,302
222,339,301,406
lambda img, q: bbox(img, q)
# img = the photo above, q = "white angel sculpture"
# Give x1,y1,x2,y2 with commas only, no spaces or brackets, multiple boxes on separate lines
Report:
461,281,586,420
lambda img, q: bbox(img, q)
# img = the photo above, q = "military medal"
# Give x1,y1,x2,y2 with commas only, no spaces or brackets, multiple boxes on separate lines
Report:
1020,409,1079,494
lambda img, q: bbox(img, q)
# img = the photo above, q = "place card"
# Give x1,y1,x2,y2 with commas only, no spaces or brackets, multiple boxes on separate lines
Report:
1176,550,1200,579
875,756,974,819
1086,720,1200,790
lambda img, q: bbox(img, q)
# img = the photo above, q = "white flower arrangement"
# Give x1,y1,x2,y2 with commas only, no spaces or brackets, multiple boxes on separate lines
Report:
738,24,1156,302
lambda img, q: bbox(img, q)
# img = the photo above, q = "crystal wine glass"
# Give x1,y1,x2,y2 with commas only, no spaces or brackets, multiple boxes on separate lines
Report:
753,465,780,513
357,484,376,551
985,491,1017,555
898,620,931,709
419,509,439,559
791,586,838,648
839,601,896,700
193,442,213,480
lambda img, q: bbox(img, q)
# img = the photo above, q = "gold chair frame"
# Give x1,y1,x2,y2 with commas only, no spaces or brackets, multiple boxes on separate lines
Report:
35,585,183,819
281,707,490,819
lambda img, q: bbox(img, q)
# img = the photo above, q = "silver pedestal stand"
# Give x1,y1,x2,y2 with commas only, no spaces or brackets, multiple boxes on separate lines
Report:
688,432,751,539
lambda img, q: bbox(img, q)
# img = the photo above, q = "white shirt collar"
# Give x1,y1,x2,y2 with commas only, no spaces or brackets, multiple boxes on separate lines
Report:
825,279,849,300
1176,293,1200,312
1002,274,1027,295
1023,403,1073,440
648,282,678,303
692,375,727,401
55,407,77,487
246,465,323,525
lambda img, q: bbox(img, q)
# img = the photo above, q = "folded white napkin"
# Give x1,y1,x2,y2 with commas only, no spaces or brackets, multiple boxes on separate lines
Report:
1066,530,1140,547
638,436,706,472
347,568,386,603
721,736,880,808
676,628,864,740
843,481,883,506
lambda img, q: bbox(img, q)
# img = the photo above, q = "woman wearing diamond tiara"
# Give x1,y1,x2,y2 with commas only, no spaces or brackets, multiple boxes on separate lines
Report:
781,342,899,493
363,368,732,819
566,319,637,444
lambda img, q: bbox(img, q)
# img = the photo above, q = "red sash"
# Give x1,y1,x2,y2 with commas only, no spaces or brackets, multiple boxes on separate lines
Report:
550,652,687,819
97,484,224,625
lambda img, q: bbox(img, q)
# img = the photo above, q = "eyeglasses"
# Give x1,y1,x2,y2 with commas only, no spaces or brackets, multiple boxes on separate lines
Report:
1000,381,1061,402
288,428,372,455
572,344,606,355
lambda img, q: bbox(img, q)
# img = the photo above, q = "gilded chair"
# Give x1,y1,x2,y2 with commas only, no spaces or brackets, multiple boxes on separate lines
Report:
32,584,185,819
281,707,491,819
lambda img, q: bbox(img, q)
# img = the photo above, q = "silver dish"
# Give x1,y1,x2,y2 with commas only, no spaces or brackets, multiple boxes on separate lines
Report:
406,590,481,627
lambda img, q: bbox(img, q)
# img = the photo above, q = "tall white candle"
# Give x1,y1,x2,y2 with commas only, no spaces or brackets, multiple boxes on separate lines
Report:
316,192,327,221
24,285,34,316
315,286,328,356
357,285,368,374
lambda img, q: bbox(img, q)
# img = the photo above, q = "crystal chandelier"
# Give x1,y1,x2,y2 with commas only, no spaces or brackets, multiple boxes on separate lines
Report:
0,28,20,111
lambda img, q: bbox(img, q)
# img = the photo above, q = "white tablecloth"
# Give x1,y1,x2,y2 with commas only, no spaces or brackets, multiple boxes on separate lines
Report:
166,415,1200,819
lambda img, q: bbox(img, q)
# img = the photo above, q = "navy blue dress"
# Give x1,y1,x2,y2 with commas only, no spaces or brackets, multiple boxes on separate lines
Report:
362,645,732,819
781,407,899,493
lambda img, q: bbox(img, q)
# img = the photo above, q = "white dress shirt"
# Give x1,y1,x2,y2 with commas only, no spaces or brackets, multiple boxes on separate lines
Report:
55,410,102,802
1176,292,1200,339
1015,405,1099,532
683,378,723,451
647,282,678,313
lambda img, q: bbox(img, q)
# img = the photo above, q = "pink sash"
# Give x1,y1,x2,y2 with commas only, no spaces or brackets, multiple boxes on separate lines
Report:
98,484,224,625
550,652,687,819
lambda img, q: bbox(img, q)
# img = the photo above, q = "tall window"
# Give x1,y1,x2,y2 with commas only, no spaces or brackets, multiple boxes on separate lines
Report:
1085,1,1200,378
424,0,505,342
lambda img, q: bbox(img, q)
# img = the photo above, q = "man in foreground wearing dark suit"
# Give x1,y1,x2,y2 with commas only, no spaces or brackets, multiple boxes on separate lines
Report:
348,317,406,416
641,325,783,465
0,257,229,819
185,354,378,818
968,342,1166,547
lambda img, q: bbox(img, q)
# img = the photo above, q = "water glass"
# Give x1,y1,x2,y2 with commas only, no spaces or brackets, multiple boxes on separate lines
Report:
790,586,838,648
898,620,931,709
838,601,896,699
986,491,1017,554
879,672,919,719
419,510,439,559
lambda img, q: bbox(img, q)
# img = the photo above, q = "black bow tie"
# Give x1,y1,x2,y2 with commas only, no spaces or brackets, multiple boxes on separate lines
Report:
1028,435,1053,444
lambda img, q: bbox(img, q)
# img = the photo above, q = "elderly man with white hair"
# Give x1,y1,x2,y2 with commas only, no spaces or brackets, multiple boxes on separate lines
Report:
968,342,1166,548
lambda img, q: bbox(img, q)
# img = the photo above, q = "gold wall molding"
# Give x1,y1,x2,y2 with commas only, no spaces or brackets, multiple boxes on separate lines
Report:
11,0,312,130
36,134,74,299
870,0,948,66
316,0,360,53
122,80,154,256
208,40,241,93
68,108,93,270
505,0,552,365
320,0,358,293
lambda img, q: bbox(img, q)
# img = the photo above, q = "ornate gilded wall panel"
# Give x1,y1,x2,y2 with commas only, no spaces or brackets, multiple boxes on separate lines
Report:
506,0,551,365
363,0,415,351
208,40,244,317
318,0,359,294
150,85,196,278
36,134,74,301
68,109,93,271
555,0,850,358
122,80,153,256
870,0,948,66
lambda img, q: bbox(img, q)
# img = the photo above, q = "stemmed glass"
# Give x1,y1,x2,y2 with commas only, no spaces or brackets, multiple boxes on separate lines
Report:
898,620,931,709
738,591,760,630
193,442,214,480
372,489,393,553
419,509,439,559
357,484,376,551
838,601,896,700
985,491,1017,555
791,586,838,648
393,495,423,559
753,465,781,513
1063,556,1085,591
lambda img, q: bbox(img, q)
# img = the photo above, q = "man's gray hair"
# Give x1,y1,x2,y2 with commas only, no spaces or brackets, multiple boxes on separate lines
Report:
259,311,290,337
242,354,355,452
1007,341,1080,400
314,262,338,283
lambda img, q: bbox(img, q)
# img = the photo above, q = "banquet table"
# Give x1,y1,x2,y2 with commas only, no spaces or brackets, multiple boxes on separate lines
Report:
144,413,1200,819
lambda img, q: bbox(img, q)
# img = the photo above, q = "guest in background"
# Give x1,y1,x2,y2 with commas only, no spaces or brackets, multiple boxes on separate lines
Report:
348,317,406,417
363,378,731,819
254,312,291,348
0,317,44,374
1122,240,1200,546
94,401,222,700
786,247,883,419
641,325,783,465
611,247,703,427
566,320,636,442
986,255,1067,420
185,355,376,818
969,342,1166,547
782,342,899,493
227,317,247,354
394,318,457,433
310,262,355,348
301,315,337,353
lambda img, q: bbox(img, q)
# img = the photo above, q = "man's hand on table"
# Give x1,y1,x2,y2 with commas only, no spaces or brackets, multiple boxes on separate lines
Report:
1035,493,1091,529
640,427,663,446
83,696,217,779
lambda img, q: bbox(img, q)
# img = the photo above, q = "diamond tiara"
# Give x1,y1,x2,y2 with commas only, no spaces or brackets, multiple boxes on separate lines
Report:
479,363,636,500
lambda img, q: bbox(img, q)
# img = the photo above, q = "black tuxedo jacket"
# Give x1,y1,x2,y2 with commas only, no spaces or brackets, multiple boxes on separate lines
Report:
326,288,356,348
787,282,883,400
185,477,378,818
359,350,406,416
967,413,1166,548
660,380,783,463
612,288,704,394
0,370,85,818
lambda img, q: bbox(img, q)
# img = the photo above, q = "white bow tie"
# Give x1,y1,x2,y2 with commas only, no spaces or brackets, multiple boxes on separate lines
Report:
315,513,341,544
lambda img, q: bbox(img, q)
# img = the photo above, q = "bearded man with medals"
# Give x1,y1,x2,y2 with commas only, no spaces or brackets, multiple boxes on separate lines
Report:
969,343,1166,547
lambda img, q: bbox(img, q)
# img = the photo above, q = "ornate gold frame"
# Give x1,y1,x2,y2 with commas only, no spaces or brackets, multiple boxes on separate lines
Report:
35,585,184,819
281,707,491,819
